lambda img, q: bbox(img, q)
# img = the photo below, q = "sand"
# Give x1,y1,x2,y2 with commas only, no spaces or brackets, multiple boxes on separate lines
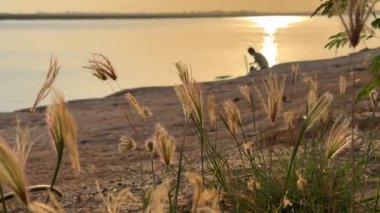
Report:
0,48,379,212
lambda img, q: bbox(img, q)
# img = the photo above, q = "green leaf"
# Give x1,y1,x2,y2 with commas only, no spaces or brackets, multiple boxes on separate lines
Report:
324,31,372,50
324,32,349,50
355,77,380,104
311,0,334,17
311,0,347,17
371,18,380,29
370,55,380,74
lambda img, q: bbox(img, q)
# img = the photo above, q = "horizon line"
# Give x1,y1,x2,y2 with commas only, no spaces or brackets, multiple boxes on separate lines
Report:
0,11,314,20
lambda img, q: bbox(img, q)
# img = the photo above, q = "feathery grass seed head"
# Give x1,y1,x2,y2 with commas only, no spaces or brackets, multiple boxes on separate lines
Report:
186,172,219,212
339,75,347,96
207,93,217,128
174,85,193,121
303,74,319,112
84,54,117,81
46,91,80,173
175,62,203,124
31,56,60,112
187,81,203,123
118,136,137,152
125,93,152,119
291,63,299,85
96,180,137,213
0,140,29,206
304,92,334,132
14,117,36,169
325,115,353,159
303,74,330,123
284,111,295,129
144,179,174,213
155,124,176,166
176,62,191,84
254,72,286,123
186,172,203,211
239,85,252,104
223,100,242,136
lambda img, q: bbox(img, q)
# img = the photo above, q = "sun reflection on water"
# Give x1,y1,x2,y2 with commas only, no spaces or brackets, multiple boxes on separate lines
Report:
247,16,305,66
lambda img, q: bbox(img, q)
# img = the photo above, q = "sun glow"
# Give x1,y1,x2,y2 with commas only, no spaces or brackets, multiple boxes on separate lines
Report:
247,16,305,66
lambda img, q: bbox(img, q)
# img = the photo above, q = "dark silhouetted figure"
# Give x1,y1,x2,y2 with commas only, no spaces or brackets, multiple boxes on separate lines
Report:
248,47,269,71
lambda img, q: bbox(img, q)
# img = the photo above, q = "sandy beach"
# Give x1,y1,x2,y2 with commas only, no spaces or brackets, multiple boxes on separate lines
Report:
0,48,379,212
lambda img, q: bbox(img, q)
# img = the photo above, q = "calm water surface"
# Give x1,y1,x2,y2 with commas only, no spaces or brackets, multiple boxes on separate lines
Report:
0,16,377,112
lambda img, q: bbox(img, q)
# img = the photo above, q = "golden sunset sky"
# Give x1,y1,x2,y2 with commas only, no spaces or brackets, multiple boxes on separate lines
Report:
0,0,321,13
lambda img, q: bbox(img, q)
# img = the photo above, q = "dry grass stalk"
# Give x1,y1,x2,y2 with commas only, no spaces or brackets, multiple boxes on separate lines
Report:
247,178,261,191
223,100,242,136
142,187,153,211
175,62,203,123
325,115,353,159
303,74,330,122
144,179,173,213
284,111,294,129
282,195,292,208
186,172,203,212
239,85,252,104
332,0,376,47
144,139,155,153
118,136,137,152
46,91,80,173
29,202,60,213
207,93,217,129
96,181,137,213
154,124,176,167
196,207,219,213
296,170,307,191
307,90,318,114
29,193,65,213
305,92,334,132
186,79,202,123
31,56,60,112
303,74,318,92
14,117,37,168
303,74,319,111
369,89,378,111
197,190,219,212
84,54,117,81
186,172,219,213
174,85,193,121
125,93,152,119
291,64,299,85
0,139,28,206
254,72,286,123
176,62,191,84
339,75,347,96
242,141,255,157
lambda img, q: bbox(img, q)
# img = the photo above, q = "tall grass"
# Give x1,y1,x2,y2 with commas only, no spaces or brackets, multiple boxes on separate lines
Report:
9,55,377,212
0,1,378,211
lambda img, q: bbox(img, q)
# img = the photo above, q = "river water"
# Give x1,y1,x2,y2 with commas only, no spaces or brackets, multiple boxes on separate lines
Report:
0,16,377,111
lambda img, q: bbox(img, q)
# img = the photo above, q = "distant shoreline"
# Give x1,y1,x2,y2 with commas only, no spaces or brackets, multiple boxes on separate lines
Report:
0,11,313,20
